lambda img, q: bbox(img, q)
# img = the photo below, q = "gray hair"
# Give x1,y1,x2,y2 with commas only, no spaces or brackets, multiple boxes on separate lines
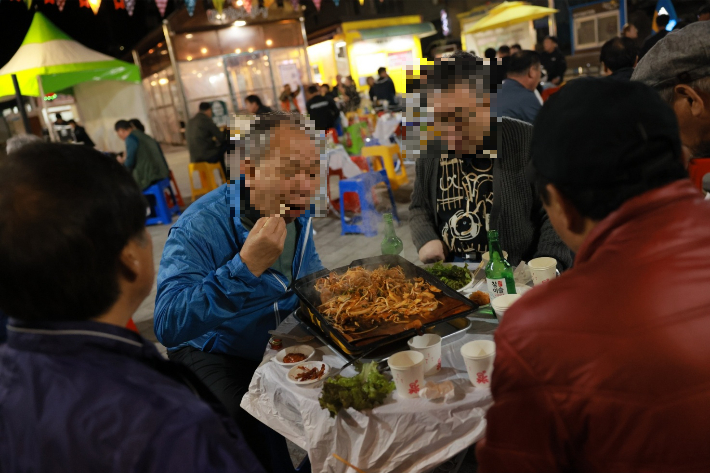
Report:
656,75,710,105
239,111,321,164
6,134,43,154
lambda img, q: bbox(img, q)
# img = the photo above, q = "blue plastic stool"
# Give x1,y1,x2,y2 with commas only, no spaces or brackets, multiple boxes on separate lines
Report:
144,178,181,226
339,170,399,237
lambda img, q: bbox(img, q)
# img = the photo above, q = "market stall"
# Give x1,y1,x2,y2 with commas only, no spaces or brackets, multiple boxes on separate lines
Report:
0,13,145,151
460,2,557,55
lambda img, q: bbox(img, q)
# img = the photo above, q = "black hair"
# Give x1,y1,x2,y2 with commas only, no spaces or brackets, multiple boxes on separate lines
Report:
199,102,212,112
411,50,496,93
535,145,687,220
600,37,639,72
484,48,497,59
129,118,145,132
507,50,541,75
0,143,147,322
307,84,319,95
511,44,522,50
321,83,331,91
498,45,511,55
114,120,132,131
656,14,670,28
67,119,76,125
378,67,387,74
545,36,559,44
245,94,263,106
55,113,62,120
699,4,710,16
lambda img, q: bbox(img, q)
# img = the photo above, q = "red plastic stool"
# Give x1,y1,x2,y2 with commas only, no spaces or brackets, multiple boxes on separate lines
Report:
349,156,373,172
327,128,339,144
169,170,185,208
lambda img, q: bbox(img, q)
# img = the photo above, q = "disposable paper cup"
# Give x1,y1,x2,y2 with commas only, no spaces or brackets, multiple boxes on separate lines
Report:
388,351,425,399
460,340,496,388
528,257,557,286
490,294,522,322
408,334,442,376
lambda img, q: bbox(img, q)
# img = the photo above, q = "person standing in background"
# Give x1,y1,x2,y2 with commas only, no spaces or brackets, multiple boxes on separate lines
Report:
279,84,301,113
600,37,639,81
638,14,670,60
186,102,228,175
67,120,95,147
305,84,339,131
540,36,567,86
373,67,397,106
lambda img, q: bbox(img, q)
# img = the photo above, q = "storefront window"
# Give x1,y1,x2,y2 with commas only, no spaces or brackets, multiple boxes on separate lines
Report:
226,51,276,112
142,66,185,145
574,10,619,50
269,48,310,113
179,56,234,126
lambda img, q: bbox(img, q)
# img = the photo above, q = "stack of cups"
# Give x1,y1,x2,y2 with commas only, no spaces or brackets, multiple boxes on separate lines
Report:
490,294,522,322
460,340,496,388
407,334,442,376
388,351,425,398
528,257,558,286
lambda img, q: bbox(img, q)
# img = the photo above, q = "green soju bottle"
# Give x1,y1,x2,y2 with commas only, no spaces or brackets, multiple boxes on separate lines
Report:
485,230,516,299
381,213,403,255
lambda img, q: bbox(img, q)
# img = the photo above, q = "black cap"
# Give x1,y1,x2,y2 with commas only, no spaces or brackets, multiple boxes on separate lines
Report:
528,77,682,188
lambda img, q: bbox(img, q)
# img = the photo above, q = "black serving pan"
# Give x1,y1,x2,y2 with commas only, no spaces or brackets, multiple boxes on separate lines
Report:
292,254,479,355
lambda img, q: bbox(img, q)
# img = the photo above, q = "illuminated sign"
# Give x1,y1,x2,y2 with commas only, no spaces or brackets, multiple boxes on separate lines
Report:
441,9,450,36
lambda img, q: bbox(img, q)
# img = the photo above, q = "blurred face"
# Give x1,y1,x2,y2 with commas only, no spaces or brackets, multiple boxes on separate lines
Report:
379,70,387,78
367,77,375,86
244,124,321,220
430,83,491,154
284,85,292,93
116,128,131,141
245,100,259,113
511,46,521,54
625,25,639,39
320,85,329,95
543,38,556,53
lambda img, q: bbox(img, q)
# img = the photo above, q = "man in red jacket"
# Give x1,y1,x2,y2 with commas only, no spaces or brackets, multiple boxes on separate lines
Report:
476,78,710,472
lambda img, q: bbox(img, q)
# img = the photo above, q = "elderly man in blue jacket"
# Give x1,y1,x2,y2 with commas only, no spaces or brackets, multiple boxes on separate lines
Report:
155,112,324,473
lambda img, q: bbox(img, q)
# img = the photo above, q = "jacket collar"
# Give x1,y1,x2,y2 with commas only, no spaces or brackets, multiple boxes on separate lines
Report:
575,180,700,265
6,318,163,361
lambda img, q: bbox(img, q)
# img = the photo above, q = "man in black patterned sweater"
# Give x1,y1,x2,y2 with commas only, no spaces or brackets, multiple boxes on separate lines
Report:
408,51,572,270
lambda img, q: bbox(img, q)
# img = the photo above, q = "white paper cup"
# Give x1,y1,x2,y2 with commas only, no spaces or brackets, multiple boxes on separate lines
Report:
407,334,442,376
460,340,496,388
490,294,522,322
388,351,425,399
528,257,557,286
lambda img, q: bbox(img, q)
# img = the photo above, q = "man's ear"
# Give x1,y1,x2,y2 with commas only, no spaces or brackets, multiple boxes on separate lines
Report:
674,84,705,117
118,239,141,283
546,183,586,235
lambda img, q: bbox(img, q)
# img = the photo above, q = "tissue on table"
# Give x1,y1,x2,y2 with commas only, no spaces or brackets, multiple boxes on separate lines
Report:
514,262,532,286
419,381,455,401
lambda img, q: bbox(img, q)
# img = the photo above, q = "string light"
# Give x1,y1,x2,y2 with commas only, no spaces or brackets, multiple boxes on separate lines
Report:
266,39,273,46
186,34,193,39
201,47,208,54
187,56,193,61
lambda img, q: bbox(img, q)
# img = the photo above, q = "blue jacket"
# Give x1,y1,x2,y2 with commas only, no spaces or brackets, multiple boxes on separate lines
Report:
155,181,323,361
0,319,264,473
497,79,542,124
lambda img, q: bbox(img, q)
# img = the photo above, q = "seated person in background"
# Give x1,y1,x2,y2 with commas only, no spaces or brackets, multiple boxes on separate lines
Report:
67,119,95,147
409,51,572,269
245,95,273,115
0,143,264,473
129,118,146,133
477,78,710,473
187,102,229,174
497,50,542,123
540,36,566,86
53,113,65,125
115,119,169,191
306,84,339,131
600,36,639,81
155,112,324,473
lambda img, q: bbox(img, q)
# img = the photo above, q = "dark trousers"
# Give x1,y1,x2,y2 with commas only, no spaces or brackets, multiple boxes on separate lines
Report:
169,347,307,473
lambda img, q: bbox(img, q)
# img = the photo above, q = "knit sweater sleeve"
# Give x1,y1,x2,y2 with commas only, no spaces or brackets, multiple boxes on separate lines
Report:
409,153,440,252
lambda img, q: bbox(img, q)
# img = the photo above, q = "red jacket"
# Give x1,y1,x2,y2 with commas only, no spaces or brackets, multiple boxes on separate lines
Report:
477,180,710,473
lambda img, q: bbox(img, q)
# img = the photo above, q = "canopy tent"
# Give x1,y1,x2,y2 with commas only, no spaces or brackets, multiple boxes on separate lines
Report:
0,13,149,151
463,2,558,35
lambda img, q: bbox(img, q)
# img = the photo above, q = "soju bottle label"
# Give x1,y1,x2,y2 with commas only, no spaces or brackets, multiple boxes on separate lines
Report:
487,278,510,299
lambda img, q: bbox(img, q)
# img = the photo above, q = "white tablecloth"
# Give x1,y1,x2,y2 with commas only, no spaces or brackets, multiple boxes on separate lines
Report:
241,314,497,473
327,145,362,178
373,112,403,145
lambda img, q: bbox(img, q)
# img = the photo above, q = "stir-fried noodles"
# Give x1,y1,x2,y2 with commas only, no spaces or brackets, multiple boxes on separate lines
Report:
315,266,441,336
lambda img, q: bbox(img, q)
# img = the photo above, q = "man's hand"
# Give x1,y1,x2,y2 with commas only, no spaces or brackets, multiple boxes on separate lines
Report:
419,239,447,264
240,217,288,277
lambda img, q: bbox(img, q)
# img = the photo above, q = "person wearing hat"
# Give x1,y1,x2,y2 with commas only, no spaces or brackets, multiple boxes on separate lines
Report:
476,78,710,472
632,21,710,193
540,36,566,86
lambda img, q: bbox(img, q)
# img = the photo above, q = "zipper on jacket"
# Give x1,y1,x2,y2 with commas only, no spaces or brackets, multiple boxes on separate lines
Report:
273,302,280,326
293,218,312,281
267,270,288,291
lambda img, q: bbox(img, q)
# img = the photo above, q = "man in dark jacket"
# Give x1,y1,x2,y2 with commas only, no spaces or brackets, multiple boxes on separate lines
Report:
600,36,638,81
408,51,572,269
497,50,542,123
371,67,397,107
155,112,323,473
540,36,567,85
305,84,339,130
638,14,670,61
115,119,170,190
67,119,95,147
187,102,228,174
477,78,710,473
0,143,263,473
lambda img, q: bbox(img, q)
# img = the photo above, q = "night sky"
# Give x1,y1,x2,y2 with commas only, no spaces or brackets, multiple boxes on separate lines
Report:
0,0,176,70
